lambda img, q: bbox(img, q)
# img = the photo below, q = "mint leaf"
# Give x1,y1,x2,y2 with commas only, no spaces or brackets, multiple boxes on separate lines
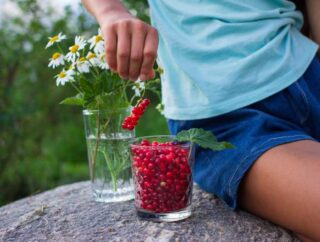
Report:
60,94,84,106
175,128,235,151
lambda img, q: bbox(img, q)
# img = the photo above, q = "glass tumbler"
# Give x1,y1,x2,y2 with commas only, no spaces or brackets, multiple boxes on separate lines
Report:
83,108,135,203
130,136,194,222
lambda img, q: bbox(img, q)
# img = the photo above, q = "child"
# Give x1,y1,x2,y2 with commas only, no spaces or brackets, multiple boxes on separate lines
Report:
83,0,320,241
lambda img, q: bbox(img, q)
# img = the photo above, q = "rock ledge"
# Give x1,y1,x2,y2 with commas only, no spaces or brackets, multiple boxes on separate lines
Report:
0,181,298,242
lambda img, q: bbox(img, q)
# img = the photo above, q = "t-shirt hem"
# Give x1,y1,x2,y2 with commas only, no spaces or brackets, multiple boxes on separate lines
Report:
164,46,319,121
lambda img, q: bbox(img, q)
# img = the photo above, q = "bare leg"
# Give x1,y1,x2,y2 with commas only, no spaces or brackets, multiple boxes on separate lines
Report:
296,233,317,242
239,140,320,241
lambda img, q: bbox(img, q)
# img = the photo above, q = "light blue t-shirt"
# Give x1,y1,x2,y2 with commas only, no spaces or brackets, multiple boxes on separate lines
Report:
147,0,318,120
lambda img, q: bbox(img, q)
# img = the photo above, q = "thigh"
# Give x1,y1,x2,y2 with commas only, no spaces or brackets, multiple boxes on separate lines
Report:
239,140,320,241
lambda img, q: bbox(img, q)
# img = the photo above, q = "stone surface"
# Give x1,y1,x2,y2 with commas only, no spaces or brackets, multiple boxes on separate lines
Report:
0,181,299,242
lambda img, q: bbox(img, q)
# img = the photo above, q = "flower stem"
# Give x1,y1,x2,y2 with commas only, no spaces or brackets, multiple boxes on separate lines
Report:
91,111,110,179
91,111,101,181
102,150,118,192
57,43,65,55
69,81,83,94
111,172,118,192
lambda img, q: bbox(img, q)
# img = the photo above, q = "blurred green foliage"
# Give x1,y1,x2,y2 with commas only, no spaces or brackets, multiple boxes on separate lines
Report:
0,0,168,206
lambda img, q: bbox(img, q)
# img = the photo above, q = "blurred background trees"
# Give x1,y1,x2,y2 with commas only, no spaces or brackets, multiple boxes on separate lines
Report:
0,0,168,206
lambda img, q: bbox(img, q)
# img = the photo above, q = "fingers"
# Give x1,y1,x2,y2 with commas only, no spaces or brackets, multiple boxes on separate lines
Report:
140,28,158,81
117,22,131,79
102,18,158,81
129,23,147,80
104,25,117,71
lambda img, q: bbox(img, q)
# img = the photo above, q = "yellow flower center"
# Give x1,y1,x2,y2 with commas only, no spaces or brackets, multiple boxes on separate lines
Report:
70,44,79,53
87,53,96,59
58,71,66,78
100,53,106,61
52,52,61,60
79,57,86,63
49,35,59,43
95,35,103,44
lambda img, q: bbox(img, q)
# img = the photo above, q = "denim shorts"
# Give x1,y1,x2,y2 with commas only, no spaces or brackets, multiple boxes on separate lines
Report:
168,56,320,209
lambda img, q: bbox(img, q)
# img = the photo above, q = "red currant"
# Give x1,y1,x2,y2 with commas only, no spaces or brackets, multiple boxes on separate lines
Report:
131,140,192,213
122,99,151,130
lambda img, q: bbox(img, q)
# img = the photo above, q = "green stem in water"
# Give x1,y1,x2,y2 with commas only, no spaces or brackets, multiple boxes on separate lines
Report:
91,111,101,181
91,116,111,181
111,171,117,192
102,150,118,192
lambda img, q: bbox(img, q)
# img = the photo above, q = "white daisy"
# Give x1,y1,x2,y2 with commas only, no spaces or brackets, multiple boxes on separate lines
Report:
48,52,65,69
45,32,66,49
97,53,109,70
68,64,75,70
76,57,90,73
157,66,164,74
132,85,141,97
132,79,145,97
88,29,105,55
55,69,74,86
156,103,164,115
65,36,87,63
86,52,100,66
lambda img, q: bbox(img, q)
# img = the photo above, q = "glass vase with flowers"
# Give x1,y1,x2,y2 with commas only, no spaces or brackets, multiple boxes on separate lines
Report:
45,30,162,203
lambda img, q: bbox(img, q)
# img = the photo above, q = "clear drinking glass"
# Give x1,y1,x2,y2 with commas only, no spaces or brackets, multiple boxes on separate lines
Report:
83,108,135,203
130,136,194,222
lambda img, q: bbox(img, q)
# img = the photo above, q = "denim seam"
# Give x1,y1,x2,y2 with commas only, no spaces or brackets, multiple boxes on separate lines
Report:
295,81,310,124
227,134,311,198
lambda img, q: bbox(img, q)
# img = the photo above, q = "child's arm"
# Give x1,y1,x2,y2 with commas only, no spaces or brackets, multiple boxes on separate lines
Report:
82,0,158,81
306,0,320,46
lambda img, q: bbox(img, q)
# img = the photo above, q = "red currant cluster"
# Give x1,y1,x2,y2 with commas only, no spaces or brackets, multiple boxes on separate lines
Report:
130,140,192,213
122,99,151,130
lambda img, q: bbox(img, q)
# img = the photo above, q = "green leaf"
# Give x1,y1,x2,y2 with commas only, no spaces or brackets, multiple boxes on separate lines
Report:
79,78,95,96
59,94,84,106
175,128,235,151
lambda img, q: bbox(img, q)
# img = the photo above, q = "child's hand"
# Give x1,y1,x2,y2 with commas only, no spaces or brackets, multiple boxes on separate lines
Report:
99,13,159,81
